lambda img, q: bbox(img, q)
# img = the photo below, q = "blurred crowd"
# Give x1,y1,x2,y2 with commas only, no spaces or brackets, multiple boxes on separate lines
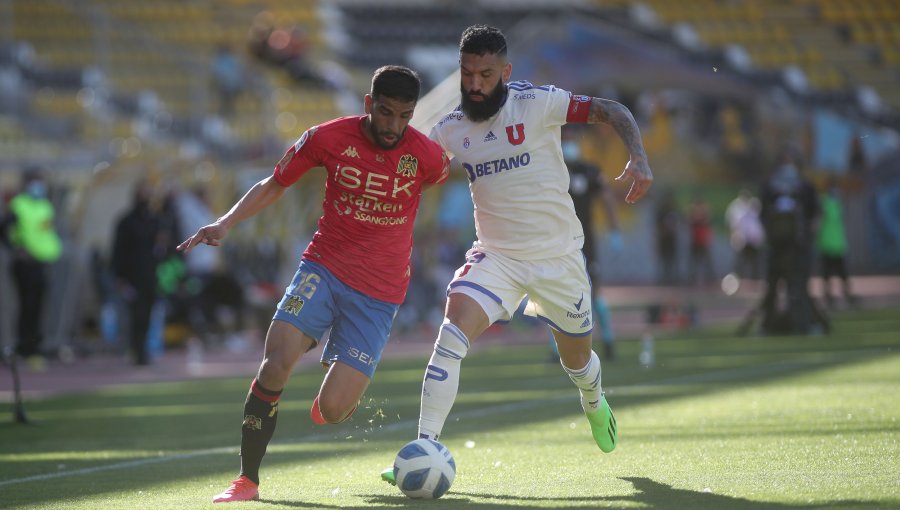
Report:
0,135,870,370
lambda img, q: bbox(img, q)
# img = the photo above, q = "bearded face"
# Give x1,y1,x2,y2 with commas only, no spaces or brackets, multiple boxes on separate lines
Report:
459,78,506,123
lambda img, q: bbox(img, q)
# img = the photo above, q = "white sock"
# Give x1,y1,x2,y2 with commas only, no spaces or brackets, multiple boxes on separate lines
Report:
418,320,469,440
561,350,603,412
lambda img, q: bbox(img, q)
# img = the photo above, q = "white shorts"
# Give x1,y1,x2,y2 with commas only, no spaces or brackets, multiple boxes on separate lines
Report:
448,247,593,336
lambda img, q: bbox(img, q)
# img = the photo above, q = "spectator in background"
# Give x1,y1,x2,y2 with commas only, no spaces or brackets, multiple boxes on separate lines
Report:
0,167,62,370
247,12,323,88
562,127,622,361
247,11,275,61
759,151,827,334
817,178,856,308
112,180,164,366
210,45,244,117
725,188,764,281
655,190,680,285
687,196,715,286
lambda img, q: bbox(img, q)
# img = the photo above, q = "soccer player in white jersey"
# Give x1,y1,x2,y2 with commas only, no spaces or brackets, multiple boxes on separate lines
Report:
382,25,653,484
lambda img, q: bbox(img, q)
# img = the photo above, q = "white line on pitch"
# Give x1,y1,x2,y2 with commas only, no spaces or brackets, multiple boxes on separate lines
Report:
0,352,876,488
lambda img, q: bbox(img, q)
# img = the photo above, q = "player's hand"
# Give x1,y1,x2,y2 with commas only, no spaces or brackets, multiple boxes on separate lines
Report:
615,158,653,204
177,222,228,254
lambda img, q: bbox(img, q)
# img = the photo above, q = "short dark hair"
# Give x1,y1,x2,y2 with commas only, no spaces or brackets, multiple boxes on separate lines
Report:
459,25,507,57
21,165,44,184
371,65,421,103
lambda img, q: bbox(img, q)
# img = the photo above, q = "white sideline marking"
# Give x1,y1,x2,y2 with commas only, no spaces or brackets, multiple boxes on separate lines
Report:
0,354,866,487
0,397,560,488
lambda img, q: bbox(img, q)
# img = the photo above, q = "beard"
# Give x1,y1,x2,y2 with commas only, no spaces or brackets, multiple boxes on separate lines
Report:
460,80,506,123
368,121,405,150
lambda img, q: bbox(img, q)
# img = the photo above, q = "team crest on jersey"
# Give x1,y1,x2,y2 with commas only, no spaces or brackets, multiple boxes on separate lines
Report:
463,137,471,149
375,153,385,163
506,124,525,145
282,296,304,316
342,146,360,158
396,154,418,178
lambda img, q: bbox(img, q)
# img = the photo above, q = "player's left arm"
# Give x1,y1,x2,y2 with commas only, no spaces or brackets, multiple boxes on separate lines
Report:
585,97,653,204
421,150,452,192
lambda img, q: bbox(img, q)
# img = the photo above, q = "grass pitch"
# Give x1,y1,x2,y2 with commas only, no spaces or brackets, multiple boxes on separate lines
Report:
1,307,898,509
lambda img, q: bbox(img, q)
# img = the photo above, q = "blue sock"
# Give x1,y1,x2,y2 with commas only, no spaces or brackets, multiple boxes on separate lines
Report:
594,297,614,344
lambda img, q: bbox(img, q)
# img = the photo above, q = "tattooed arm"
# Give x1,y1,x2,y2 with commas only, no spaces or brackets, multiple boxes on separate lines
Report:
588,98,654,204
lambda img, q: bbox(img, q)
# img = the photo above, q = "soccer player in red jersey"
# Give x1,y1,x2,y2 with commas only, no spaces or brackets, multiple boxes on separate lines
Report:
178,65,449,503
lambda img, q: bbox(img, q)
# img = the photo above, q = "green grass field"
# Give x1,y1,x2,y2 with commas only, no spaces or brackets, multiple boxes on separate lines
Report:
1,307,898,509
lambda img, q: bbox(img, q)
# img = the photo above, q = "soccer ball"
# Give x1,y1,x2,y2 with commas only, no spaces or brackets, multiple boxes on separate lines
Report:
392,438,456,499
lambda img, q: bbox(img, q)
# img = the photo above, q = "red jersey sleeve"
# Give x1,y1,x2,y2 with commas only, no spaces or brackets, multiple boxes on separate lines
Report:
426,145,450,184
422,139,451,185
273,125,323,186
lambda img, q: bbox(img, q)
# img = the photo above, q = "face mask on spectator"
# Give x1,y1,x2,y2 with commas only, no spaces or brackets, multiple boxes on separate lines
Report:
26,181,47,199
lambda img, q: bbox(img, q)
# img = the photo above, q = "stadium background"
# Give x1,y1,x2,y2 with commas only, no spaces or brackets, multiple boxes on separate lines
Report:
0,0,898,355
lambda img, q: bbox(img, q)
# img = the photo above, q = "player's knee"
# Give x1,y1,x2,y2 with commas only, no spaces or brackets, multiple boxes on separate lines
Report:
433,319,470,360
258,356,292,388
318,395,357,424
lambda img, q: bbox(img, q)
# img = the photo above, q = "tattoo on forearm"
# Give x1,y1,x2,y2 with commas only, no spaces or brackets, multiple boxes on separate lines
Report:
589,98,646,159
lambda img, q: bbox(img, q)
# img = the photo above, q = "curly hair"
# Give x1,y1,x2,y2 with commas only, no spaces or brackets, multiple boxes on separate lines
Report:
459,25,507,57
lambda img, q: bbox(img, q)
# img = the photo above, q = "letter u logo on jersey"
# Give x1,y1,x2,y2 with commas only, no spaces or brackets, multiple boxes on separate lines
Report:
506,123,525,145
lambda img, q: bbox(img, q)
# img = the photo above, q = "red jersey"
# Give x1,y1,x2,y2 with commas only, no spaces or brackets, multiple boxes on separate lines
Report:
273,116,449,304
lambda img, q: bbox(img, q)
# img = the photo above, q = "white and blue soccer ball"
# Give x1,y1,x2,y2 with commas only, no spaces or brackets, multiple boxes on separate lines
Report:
392,438,456,499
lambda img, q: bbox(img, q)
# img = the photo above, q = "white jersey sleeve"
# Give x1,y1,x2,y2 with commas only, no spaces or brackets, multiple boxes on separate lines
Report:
431,81,584,260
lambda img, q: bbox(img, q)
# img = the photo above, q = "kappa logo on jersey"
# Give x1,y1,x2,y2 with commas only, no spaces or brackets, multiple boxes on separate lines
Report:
506,123,525,145
281,296,305,316
483,130,497,142
342,146,360,158
396,154,418,178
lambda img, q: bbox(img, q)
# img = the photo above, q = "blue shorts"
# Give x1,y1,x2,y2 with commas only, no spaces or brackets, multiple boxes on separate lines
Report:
272,260,399,379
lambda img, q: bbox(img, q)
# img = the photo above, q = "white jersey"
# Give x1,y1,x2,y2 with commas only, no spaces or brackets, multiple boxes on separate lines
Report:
429,81,583,260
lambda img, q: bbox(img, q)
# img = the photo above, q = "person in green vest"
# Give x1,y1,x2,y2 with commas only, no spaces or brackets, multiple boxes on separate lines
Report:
817,179,856,308
1,167,62,368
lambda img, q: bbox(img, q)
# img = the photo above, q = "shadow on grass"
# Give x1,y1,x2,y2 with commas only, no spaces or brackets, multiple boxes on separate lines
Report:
444,477,882,509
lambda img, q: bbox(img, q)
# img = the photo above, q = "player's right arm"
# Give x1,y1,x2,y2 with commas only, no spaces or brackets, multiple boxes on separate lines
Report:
177,176,287,254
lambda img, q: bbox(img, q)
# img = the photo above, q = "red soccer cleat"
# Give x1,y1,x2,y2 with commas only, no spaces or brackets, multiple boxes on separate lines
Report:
212,475,259,503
